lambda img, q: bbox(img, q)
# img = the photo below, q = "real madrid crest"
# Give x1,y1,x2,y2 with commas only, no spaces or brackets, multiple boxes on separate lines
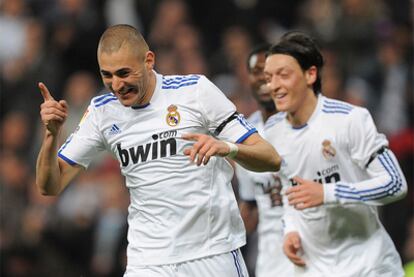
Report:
166,104,181,127
322,139,336,160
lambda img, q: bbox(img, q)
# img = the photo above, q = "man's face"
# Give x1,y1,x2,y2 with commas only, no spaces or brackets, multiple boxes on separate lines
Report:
248,52,273,105
264,54,315,113
98,45,154,107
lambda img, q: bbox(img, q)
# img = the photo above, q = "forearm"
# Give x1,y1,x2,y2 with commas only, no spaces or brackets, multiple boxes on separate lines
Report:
234,139,281,172
324,150,407,206
36,130,63,195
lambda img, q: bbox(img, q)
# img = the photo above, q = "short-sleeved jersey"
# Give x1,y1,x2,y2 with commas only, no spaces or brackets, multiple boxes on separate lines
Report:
236,111,294,277
59,72,257,266
264,95,406,276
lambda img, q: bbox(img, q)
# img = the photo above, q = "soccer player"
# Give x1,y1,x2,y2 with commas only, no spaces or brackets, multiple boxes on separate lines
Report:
263,31,407,276
236,44,294,277
36,24,281,276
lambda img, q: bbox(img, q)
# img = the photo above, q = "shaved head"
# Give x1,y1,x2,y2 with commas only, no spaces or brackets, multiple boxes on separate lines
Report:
98,24,149,61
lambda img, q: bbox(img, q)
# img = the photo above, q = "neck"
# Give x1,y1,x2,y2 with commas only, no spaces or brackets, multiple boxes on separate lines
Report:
287,90,318,127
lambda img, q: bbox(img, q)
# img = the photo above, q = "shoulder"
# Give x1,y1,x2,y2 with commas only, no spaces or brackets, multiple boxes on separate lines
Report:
90,92,119,109
247,110,263,125
321,97,371,120
161,74,203,90
264,112,286,131
320,96,355,116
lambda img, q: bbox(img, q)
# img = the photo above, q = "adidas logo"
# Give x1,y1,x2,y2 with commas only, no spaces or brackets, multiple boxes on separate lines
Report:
108,124,121,135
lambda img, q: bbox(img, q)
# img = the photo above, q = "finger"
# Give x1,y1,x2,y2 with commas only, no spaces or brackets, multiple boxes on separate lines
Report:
41,107,67,119
59,100,69,110
291,255,306,267
38,82,54,101
202,147,217,165
181,133,200,141
43,114,66,122
286,186,301,195
189,142,203,163
293,176,304,183
183,148,191,156
292,236,302,250
196,148,208,166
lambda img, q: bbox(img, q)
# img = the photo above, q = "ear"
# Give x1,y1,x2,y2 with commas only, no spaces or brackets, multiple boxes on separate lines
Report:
305,66,317,87
145,51,155,70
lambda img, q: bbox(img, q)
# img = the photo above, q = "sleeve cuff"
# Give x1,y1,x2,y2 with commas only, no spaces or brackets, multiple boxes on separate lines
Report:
323,183,338,204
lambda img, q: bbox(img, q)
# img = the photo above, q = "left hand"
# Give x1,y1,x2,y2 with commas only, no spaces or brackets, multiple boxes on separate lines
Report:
285,177,324,210
182,133,231,166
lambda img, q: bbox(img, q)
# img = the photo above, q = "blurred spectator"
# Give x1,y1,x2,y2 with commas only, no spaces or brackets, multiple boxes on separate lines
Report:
148,0,190,50
0,0,28,66
103,0,143,31
61,70,100,139
0,111,30,156
375,39,410,136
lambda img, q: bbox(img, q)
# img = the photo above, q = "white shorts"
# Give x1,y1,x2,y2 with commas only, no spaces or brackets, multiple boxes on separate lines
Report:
124,249,249,277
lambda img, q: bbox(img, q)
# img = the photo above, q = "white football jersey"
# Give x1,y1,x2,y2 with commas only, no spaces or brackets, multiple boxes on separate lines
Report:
264,95,406,276
236,111,294,277
59,72,258,266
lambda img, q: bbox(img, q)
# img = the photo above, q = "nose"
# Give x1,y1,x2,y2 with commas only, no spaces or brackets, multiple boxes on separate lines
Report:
112,76,124,92
268,75,280,96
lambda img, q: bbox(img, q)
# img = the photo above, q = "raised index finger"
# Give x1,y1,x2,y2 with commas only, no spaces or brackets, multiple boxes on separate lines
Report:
38,82,54,101
181,133,200,141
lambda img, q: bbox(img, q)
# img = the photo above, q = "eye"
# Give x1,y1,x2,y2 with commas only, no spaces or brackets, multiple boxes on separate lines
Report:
117,70,130,78
101,72,112,78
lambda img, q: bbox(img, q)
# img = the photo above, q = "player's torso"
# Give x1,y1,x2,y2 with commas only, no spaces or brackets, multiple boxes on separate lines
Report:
268,104,380,244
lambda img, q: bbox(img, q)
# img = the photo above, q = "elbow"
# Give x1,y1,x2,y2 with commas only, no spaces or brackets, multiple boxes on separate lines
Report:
36,181,61,196
398,179,408,199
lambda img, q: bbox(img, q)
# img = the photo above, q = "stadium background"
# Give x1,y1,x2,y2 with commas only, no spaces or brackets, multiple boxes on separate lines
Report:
0,0,412,276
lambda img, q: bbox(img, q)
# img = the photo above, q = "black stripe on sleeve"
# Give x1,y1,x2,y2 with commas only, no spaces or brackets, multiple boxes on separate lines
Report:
366,146,388,168
214,112,239,136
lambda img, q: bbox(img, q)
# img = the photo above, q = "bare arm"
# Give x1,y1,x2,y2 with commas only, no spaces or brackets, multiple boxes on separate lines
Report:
182,132,281,172
233,133,281,172
36,82,83,195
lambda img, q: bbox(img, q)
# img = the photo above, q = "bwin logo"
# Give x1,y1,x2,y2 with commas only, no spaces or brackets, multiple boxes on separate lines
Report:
117,131,177,167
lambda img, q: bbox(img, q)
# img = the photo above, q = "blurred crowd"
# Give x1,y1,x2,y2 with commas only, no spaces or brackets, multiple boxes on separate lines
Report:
0,0,412,276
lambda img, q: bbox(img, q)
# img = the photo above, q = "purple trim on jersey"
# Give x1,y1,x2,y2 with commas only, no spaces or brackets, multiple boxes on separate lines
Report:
292,123,308,130
162,76,200,85
236,128,257,144
162,81,198,89
335,151,403,201
231,250,243,277
58,152,77,166
93,93,114,103
322,109,349,114
94,97,117,107
131,103,151,109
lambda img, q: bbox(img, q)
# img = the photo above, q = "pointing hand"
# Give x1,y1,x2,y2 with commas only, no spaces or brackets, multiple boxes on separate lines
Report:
39,82,68,135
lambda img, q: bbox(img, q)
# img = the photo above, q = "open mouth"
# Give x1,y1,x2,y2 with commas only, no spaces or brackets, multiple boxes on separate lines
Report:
118,87,136,96
274,93,287,100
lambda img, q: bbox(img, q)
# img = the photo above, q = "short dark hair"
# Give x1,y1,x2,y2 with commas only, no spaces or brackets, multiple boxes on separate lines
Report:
267,31,324,94
246,43,271,72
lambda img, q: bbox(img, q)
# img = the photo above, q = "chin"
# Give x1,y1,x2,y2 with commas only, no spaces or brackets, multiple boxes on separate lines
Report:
275,102,289,112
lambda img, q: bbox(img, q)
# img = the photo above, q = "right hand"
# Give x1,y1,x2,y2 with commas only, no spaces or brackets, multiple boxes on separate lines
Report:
283,231,306,267
39,82,68,136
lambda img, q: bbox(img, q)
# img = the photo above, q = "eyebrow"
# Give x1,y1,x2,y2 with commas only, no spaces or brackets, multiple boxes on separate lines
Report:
100,68,130,75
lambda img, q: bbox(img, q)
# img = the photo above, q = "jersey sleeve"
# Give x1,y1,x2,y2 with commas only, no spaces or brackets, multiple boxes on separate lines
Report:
323,108,407,205
348,107,388,167
197,76,257,143
58,103,105,168
324,148,407,205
